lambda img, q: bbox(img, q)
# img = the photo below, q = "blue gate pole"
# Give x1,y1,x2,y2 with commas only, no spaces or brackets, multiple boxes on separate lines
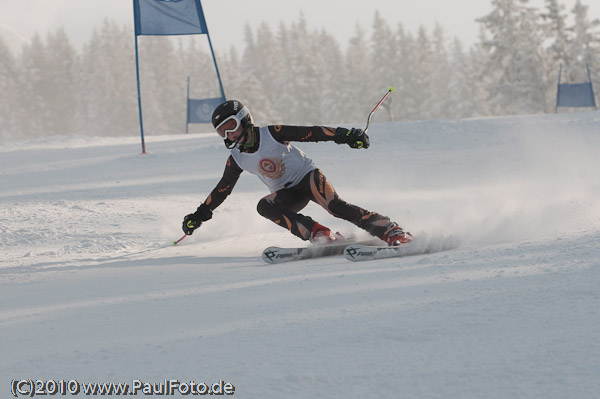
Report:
206,31,226,102
555,64,563,113
586,64,597,110
134,34,146,154
186,76,190,134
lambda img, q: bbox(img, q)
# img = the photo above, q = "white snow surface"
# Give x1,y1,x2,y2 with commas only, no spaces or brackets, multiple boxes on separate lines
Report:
1,112,600,398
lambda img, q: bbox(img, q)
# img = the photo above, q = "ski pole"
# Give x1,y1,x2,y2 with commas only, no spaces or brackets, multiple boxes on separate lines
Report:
364,87,394,134
173,234,187,245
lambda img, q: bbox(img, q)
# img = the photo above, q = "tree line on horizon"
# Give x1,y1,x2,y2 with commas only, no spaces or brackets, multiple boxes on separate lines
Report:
0,0,599,141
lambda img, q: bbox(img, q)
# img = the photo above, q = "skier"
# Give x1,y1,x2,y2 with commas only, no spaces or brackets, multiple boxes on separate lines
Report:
181,100,412,246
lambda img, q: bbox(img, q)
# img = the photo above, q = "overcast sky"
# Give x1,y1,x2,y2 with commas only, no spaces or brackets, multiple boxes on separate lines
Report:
2,0,599,52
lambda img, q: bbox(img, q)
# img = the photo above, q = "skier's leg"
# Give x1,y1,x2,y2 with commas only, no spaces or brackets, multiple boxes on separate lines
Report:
256,187,317,241
307,169,398,240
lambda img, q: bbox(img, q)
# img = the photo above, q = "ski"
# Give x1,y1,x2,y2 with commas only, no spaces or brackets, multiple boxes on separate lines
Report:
345,235,461,262
262,242,349,264
262,238,382,264
343,243,412,262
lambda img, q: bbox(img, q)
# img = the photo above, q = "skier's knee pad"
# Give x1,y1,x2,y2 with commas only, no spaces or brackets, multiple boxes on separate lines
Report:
327,198,349,217
328,198,363,222
257,197,275,218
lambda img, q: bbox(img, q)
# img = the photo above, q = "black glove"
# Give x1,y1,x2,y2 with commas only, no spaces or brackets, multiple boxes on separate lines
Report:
182,203,213,235
334,127,370,149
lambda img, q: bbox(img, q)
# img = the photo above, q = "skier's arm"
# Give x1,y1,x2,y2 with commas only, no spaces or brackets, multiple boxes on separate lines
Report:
182,156,243,235
204,155,243,210
268,125,335,142
268,125,369,148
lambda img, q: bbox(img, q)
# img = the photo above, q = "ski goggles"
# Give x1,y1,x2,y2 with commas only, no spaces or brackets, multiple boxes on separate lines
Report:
215,106,249,138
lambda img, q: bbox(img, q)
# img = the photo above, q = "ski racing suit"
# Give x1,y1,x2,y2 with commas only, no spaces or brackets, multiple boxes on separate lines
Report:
202,125,394,241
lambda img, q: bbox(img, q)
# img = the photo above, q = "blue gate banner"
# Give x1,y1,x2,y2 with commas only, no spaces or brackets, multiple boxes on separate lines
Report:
134,0,208,36
187,97,223,124
557,82,596,107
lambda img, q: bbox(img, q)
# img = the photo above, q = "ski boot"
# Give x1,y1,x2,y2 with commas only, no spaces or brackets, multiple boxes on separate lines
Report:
383,222,413,246
310,222,344,245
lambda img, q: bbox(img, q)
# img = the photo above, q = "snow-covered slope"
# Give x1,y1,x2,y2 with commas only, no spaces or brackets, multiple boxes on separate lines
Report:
1,112,599,398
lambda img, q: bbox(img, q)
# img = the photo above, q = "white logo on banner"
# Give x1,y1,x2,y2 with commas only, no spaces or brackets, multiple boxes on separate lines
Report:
195,103,212,120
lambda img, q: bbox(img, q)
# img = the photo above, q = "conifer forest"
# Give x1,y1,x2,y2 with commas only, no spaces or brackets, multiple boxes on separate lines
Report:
0,0,598,140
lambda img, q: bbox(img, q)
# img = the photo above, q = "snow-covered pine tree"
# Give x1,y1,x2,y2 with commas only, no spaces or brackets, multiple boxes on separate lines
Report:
311,28,345,125
343,24,371,124
478,0,546,115
252,22,284,123
429,23,452,119
569,0,600,104
80,20,137,137
447,38,482,119
238,23,277,124
395,24,419,120
540,0,572,112
0,35,18,140
184,38,215,100
139,36,178,135
370,11,398,122
44,29,79,135
17,34,50,138
414,26,434,119
468,26,495,118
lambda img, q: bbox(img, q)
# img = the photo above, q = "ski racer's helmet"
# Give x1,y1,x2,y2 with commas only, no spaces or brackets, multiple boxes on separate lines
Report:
211,100,254,149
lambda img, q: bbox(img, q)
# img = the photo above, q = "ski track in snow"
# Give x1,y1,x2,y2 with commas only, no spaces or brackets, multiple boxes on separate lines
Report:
1,112,600,398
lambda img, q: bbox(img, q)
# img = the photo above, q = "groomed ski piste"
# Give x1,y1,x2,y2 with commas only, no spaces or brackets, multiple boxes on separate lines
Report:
1,112,600,398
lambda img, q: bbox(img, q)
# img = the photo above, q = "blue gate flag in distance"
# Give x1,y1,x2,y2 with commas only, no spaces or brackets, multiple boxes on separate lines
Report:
556,83,596,108
187,97,222,124
134,0,208,36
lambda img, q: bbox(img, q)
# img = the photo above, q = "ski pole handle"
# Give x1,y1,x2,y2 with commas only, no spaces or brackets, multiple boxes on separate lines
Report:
364,87,394,134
